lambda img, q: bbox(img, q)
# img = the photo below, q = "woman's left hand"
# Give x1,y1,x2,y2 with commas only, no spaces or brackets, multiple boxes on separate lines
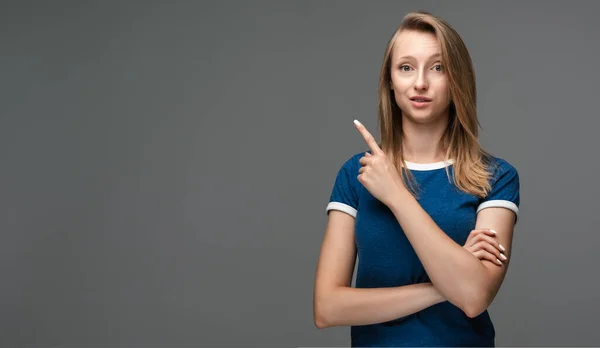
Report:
354,119,407,207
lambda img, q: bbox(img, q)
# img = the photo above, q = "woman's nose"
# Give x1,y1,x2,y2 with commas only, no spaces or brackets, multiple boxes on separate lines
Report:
414,71,428,90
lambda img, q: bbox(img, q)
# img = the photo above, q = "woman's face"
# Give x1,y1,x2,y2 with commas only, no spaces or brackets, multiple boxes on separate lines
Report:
390,30,451,124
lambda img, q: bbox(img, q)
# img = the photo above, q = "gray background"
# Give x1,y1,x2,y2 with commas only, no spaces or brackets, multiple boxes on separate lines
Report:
1,0,598,346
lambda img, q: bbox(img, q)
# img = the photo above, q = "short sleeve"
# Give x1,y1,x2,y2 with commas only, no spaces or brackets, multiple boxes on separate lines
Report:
477,159,520,222
325,155,360,218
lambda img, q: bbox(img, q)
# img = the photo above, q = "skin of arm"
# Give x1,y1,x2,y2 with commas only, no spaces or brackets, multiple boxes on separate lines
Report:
313,210,447,328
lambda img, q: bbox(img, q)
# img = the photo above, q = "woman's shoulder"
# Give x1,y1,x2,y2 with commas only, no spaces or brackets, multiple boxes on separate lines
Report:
483,154,520,190
484,154,518,175
336,151,367,170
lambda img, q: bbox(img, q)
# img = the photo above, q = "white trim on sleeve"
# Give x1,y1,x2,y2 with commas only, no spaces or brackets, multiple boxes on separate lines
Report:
477,200,519,216
326,202,357,218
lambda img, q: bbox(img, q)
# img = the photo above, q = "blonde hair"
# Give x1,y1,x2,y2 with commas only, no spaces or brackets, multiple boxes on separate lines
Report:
377,11,494,198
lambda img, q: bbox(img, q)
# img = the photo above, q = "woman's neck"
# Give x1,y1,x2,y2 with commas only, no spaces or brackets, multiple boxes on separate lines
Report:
401,115,449,163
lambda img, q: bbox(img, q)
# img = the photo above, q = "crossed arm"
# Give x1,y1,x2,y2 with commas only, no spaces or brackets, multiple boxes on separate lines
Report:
387,191,516,319
313,211,446,328
312,206,514,328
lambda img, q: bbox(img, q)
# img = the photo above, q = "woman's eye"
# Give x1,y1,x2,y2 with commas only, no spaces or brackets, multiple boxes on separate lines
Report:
400,65,411,72
432,64,444,71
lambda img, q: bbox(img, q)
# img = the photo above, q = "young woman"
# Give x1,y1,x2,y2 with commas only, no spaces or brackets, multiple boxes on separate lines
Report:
313,11,520,347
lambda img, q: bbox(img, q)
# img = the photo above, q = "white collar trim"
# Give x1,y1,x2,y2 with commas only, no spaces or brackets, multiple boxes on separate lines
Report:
403,159,454,171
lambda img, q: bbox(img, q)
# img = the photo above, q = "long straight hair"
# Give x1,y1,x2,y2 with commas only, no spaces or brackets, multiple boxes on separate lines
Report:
378,11,494,198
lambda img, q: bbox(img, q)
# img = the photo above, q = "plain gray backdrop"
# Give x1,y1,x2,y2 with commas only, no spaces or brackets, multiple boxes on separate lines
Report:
1,0,598,346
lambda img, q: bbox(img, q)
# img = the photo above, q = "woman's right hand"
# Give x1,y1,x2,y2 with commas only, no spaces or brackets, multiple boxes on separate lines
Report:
463,228,508,266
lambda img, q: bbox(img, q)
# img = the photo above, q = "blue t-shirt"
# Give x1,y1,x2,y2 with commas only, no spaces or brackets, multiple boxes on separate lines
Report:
325,151,520,347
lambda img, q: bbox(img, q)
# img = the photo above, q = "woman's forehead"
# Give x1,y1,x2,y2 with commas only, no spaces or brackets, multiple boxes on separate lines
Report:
393,31,441,61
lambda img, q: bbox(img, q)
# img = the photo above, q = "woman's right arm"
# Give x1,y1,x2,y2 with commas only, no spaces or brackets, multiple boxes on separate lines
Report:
313,210,446,328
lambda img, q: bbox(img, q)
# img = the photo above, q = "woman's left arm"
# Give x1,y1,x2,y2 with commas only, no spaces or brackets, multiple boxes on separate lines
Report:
387,192,516,318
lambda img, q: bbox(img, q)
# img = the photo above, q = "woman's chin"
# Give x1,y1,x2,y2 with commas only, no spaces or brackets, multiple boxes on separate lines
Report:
400,104,450,123
402,111,443,124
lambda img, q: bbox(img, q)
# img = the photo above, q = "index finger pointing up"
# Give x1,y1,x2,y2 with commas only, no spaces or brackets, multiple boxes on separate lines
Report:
354,119,383,155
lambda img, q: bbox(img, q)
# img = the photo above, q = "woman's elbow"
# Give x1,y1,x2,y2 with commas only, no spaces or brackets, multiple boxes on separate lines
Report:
463,303,486,319
462,292,491,318
313,305,331,329
314,313,329,329
313,292,335,329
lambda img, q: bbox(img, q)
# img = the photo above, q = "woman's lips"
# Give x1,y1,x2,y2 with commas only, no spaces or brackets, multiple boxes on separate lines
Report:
409,97,432,108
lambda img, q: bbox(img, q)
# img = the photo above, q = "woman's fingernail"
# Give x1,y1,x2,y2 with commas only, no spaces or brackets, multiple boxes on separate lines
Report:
499,244,505,251
489,229,497,234
496,258,502,265
354,119,361,126
500,253,508,260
